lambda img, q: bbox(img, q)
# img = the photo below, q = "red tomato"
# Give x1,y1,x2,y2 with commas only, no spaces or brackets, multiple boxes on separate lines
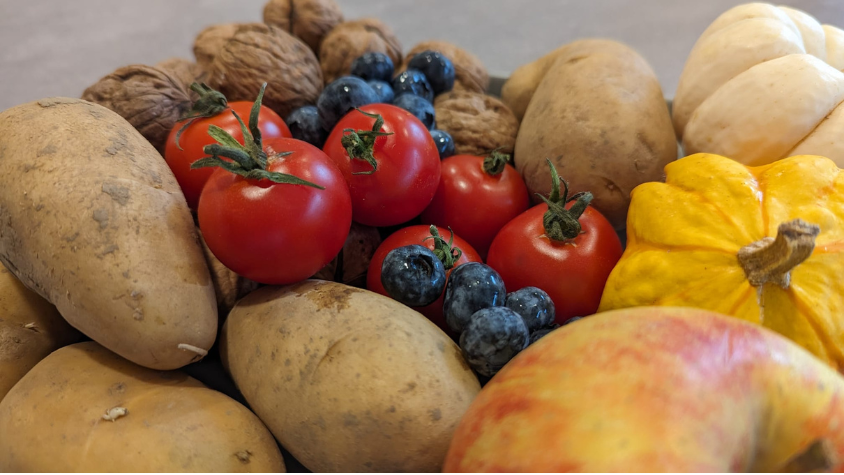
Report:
165,102,290,209
420,153,530,259
487,202,622,324
367,225,482,336
198,138,352,285
323,104,441,227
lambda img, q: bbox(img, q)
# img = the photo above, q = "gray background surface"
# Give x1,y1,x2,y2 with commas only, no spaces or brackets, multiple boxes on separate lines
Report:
1,1,843,111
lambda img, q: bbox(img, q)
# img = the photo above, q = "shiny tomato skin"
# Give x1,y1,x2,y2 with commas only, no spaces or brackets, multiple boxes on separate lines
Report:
366,225,482,336
486,202,622,324
164,102,291,209
198,138,351,285
420,154,530,259
322,104,441,227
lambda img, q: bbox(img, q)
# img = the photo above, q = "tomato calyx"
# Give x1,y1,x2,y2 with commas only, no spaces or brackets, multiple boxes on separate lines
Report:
482,148,511,176
537,158,593,242
422,225,463,270
173,82,229,150
340,108,394,175
190,83,323,189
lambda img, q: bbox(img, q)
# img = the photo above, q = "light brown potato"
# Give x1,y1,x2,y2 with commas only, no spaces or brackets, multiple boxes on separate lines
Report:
513,39,677,230
501,44,569,121
0,98,217,370
0,264,81,401
220,280,481,472
0,342,285,472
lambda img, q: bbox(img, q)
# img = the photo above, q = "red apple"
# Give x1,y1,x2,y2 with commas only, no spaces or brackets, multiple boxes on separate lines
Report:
444,306,844,472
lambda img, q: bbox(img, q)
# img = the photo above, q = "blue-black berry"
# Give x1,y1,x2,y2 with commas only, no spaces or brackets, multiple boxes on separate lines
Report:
392,93,435,130
429,129,455,159
528,323,561,345
460,307,529,377
317,76,379,131
367,80,395,104
350,52,395,82
392,69,434,103
505,287,556,333
407,50,455,95
381,245,446,307
285,105,328,148
443,262,507,334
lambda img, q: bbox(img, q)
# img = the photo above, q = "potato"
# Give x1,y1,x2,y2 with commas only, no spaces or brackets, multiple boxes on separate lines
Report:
512,39,677,230
0,264,81,401
0,342,285,472
0,98,217,370
501,44,569,121
220,280,481,472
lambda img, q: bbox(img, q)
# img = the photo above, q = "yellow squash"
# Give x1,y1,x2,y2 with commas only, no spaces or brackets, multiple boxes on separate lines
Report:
599,153,844,370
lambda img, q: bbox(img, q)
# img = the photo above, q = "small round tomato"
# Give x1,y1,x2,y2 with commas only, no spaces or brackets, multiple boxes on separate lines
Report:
486,161,622,324
367,225,481,336
165,90,290,209
323,104,441,227
420,151,530,259
199,137,351,285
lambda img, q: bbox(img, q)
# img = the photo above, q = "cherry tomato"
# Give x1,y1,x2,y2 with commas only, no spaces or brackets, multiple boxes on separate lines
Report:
420,152,530,259
367,225,481,336
323,104,441,227
199,137,352,285
487,202,622,325
165,102,290,209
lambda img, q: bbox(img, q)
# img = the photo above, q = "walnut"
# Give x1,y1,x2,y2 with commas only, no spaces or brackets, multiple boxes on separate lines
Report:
155,57,207,92
81,65,191,154
319,18,402,85
434,91,519,155
206,23,323,119
402,40,489,93
193,23,241,70
312,223,381,288
263,0,344,54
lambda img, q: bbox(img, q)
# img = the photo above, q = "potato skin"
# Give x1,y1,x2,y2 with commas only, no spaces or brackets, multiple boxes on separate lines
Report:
513,39,677,230
220,280,481,472
0,264,81,401
0,342,284,472
0,98,217,370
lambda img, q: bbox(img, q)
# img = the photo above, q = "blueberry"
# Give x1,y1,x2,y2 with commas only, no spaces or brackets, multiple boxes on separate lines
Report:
317,76,379,131
381,245,446,307
429,129,455,159
367,80,395,104
528,323,561,346
350,52,395,82
407,50,456,95
285,105,328,148
443,262,507,334
459,307,529,377
392,69,434,103
505,287,556,333
392,93,435,130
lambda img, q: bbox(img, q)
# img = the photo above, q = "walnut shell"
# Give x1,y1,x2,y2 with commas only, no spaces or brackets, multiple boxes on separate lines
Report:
401,40,489,93
319,18,402,85
198,230,260,318
206,23,323,119
263,0,343,54
434,91,519,155
155,57,207,91
193,23,241,70
312,223,381,288
81,65,191,154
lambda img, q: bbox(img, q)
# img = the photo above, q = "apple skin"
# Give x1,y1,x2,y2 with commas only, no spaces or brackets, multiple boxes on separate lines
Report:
444,306,844,472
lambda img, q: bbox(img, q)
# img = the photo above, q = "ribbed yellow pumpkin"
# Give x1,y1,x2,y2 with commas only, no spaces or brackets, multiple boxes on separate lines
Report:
599,153,844,370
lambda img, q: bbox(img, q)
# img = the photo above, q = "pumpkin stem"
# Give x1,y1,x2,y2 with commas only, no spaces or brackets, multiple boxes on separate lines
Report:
535,158,593,242
737,219,819,289
780,439,835,473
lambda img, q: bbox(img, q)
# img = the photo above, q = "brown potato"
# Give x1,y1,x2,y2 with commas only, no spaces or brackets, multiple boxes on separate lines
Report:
0,342,285,472
220,280,481,472
513,39,677,230
0,264,81,401
0,98,218,370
